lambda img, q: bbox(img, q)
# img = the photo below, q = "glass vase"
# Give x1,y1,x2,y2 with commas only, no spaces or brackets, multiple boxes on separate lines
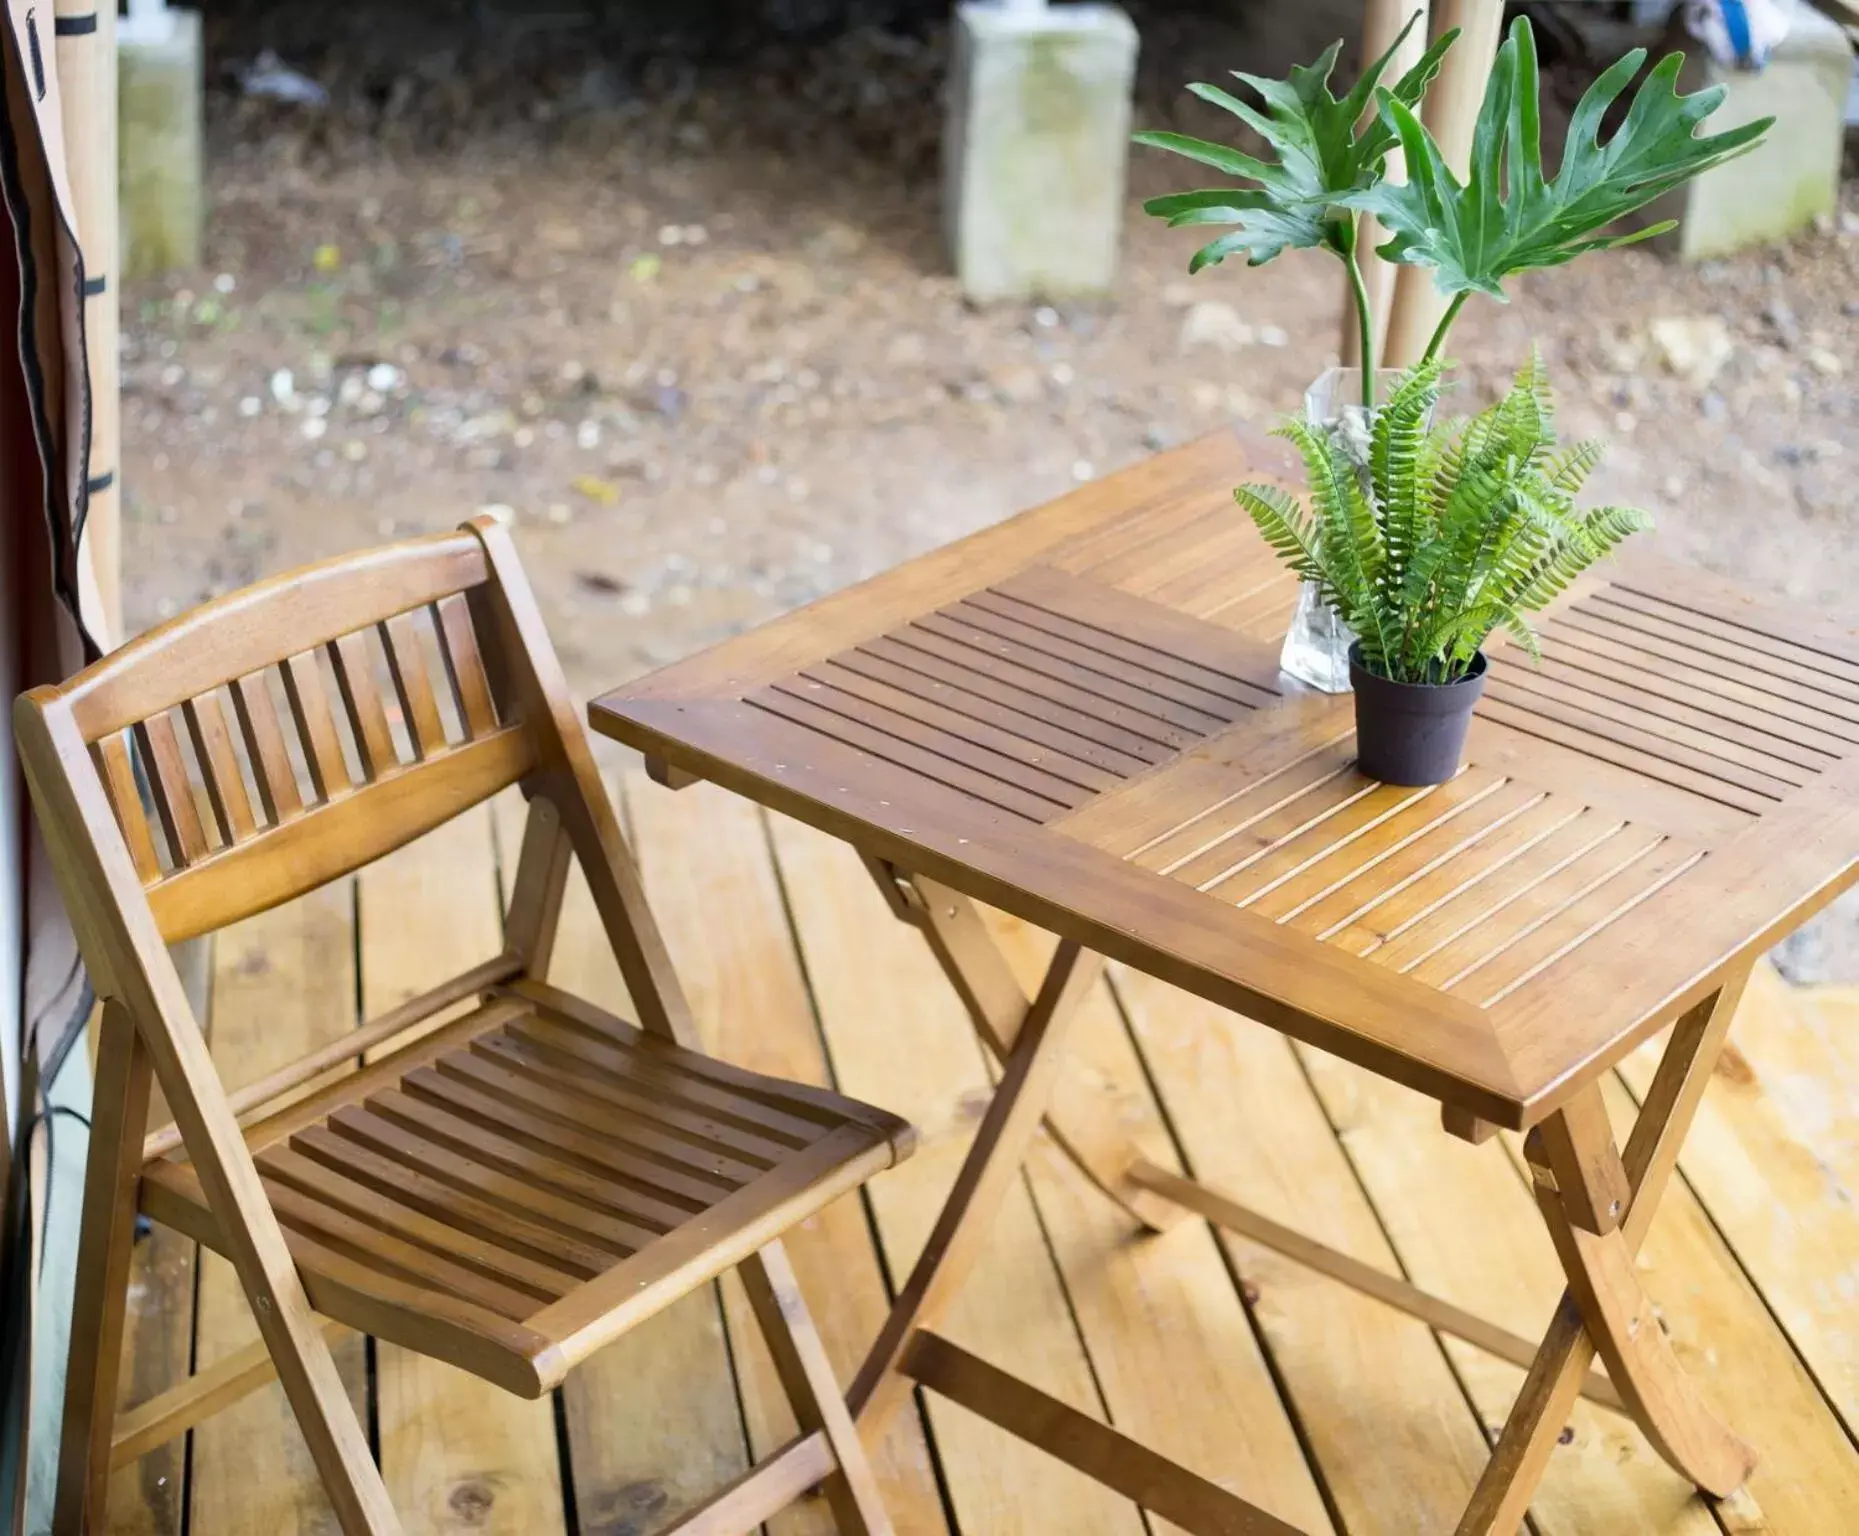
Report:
1276,367,1411,694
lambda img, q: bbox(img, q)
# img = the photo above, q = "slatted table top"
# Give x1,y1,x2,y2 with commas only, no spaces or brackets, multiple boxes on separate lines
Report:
590,431,1859,1128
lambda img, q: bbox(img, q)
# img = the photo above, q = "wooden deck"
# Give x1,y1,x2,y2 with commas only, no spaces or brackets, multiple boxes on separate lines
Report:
105,773,1859,1534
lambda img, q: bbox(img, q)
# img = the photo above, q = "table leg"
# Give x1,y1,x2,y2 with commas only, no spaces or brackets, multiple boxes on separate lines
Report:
1456,970,1756,1534
866,862,1184,1233
849,939,1104,1436
1531,1153,1754,1495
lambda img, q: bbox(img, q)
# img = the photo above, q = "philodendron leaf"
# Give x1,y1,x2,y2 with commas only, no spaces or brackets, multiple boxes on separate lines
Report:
1348,16,1772,301
1134,11,1458,270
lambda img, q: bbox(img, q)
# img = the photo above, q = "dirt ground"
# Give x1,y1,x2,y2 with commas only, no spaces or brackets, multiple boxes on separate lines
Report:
122,2,1857,693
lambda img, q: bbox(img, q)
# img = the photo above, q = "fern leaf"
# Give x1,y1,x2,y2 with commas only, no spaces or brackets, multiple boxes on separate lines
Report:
1371,359,1442,597
1498,608,1543,663
1545,438,1605,494
1243,361,1649,684
1582,504,1655,546
1235,483,1325,584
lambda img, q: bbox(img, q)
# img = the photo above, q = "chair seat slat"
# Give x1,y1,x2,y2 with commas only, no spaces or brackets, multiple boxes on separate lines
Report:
287,1122,617,1279
259,1170,553,1322
259,1144,584,1301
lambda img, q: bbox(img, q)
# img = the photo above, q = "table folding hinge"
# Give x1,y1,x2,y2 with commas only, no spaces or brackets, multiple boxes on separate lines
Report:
859,852,929,924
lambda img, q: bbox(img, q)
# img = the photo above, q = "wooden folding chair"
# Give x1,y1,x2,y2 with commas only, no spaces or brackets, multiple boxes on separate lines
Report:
15,517,913,1536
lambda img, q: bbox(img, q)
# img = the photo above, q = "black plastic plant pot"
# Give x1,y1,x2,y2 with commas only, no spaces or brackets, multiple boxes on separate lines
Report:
1348,645,1489,787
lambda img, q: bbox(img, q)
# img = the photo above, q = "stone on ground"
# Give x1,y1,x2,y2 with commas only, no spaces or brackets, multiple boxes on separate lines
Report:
944,2,1138,303
120,7,203,279
1673,0,1852,259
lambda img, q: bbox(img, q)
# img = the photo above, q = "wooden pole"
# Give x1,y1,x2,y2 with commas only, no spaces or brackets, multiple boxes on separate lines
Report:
1382,0,1505,367
55,0,122,644
1341,0,1429,369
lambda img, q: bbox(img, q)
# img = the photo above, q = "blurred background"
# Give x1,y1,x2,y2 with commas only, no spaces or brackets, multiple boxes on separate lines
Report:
118,0,1855,696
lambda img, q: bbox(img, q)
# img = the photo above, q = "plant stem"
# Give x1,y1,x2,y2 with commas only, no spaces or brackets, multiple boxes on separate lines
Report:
1421,292,1470,365
1344,217,1377,410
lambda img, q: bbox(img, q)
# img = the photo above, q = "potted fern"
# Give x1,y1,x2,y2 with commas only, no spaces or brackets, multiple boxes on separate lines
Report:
1246,356,1650,783
1135,14,1769,783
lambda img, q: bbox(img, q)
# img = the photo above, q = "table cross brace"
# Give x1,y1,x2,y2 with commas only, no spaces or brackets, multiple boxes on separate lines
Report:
866,863,1185,1232
861,858,1761,1536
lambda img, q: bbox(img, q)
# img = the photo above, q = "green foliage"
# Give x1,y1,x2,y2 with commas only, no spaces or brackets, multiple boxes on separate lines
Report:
1238,359,1652,684
1137,15,1771,377
1347,17,1772,310
1133,12,1457,272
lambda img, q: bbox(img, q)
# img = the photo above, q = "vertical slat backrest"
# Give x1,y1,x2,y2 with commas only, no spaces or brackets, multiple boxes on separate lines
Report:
327,630,397,780
437,594,500,739
37,530,526,943
134,712,209,867
382,612,447,760
280,651,353,803
93,730,161,881
231,671,305,826
23,516,692,1042
184,691,258,844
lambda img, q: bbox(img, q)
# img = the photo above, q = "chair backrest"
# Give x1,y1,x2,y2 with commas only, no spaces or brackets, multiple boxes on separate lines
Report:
15,516,693,1043
35,527,531,944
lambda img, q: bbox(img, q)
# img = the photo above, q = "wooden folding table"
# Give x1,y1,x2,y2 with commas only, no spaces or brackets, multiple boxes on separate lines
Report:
590,430,1859,1533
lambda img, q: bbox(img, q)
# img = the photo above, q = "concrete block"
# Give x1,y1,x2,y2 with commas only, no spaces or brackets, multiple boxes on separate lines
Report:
119,7,203,279
1673,0,1851,259
944,2,1138,303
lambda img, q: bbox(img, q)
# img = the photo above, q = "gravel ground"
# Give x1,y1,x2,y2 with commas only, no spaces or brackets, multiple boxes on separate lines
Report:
116,0,1859,970
122,1,1857,690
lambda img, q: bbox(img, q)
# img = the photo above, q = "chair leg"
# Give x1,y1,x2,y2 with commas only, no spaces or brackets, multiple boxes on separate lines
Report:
54,1003,153,1533
504,793,573,979
133,991,400,1533
740,1241,893,1535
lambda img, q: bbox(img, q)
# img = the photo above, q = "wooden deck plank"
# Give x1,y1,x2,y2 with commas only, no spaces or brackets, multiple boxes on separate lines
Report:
1622,963,1859,1443
977,909,1336,1535
1109,967,1493,1534
623,773,951,1535
768,812,1146,1534
1575,1074,1859,1533
496,789,754,1534
357,806,567,1531
185,885,371,1535
1290,1049,1724,1535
